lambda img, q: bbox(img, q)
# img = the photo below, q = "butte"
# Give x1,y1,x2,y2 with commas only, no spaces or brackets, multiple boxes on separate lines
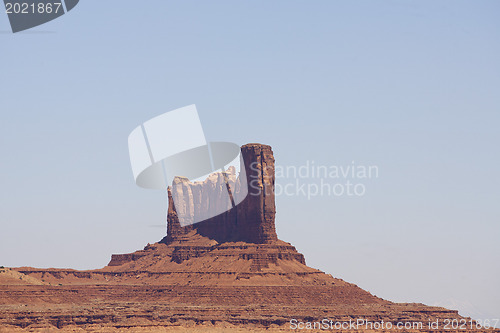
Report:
0,144,495,332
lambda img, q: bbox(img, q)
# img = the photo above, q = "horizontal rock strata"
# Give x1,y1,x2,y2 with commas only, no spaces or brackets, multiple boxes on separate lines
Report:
1,143,493,332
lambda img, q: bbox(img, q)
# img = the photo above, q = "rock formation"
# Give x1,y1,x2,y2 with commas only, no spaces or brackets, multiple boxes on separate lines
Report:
108,143,288,270
161,143,277,244
0,143,496,332
105,144,308,276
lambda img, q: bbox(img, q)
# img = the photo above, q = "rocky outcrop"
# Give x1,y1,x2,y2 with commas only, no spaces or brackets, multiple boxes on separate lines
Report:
103,144,285,273
237,144,277,244
162,143,277,244
2,143,493,332
108,144,297,272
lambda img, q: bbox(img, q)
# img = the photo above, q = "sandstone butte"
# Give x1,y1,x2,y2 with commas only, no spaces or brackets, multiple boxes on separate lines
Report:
0,144,497,333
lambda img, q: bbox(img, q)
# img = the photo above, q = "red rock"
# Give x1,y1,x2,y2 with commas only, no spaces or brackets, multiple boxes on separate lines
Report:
1,143,495,332
162,143,277,244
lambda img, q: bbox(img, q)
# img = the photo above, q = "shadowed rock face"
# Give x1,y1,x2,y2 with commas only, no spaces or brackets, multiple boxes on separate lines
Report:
162,143,278,244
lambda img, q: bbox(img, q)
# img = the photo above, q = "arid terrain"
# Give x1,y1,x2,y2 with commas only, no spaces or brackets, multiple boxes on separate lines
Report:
1,144,496,332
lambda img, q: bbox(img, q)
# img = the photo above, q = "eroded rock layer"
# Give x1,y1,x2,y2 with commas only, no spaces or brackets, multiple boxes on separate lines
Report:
0,143,494,332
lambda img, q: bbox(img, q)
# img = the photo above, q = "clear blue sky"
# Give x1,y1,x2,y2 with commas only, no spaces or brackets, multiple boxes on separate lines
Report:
1,0,499,323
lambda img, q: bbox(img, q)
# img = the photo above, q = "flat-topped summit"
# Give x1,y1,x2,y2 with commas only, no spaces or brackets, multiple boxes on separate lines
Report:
161,143,277,245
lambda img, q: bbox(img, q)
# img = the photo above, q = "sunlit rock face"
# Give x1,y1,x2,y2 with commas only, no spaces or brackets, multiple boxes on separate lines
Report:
163,143,278,245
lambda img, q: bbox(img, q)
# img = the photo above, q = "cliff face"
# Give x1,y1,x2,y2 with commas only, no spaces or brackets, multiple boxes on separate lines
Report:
162,143,278,244
107,143,302,271
237,144,277,243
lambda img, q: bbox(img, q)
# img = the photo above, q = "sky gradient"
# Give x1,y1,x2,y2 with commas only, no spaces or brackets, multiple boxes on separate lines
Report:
1,0,499,323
